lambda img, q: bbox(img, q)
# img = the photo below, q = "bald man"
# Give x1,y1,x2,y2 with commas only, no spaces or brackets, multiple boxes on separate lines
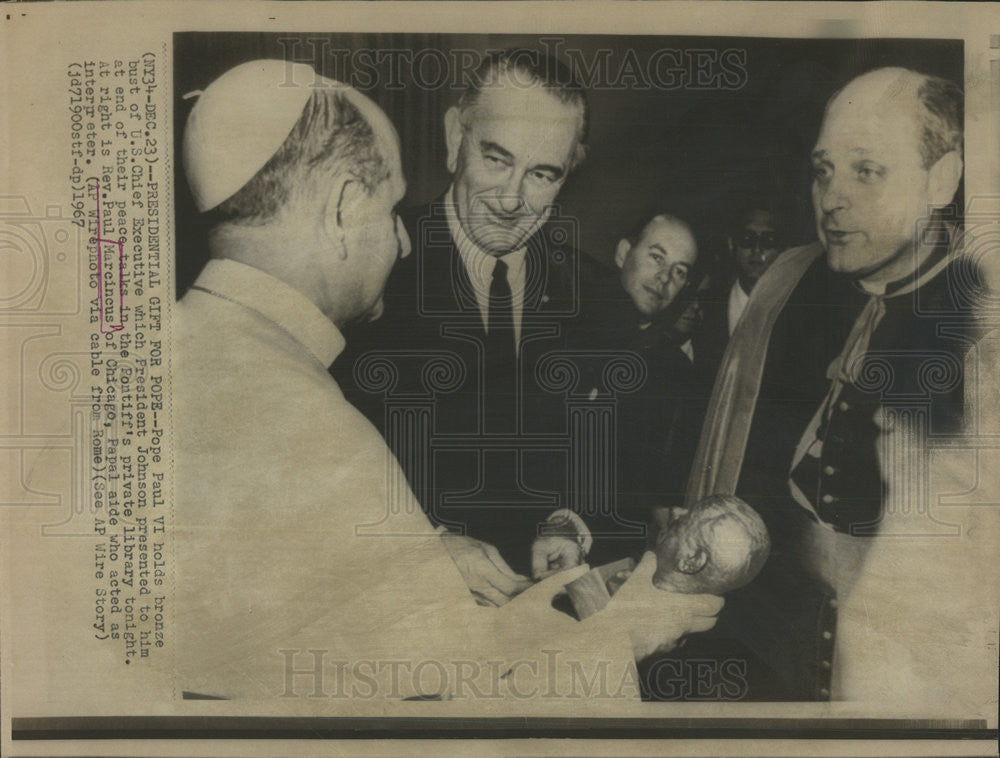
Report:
615,214,698,322
608,214,706,535
538,214,709,574
678,67,983,702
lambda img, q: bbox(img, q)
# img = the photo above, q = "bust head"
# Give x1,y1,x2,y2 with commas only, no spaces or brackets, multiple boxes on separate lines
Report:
652,495,770,595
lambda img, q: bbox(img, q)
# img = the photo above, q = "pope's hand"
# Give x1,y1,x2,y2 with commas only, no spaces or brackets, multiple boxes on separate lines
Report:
440,533,533,607
599,551,724,661
531,534,586,580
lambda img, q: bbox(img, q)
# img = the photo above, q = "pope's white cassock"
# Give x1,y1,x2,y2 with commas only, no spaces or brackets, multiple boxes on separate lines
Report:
171,258,637,700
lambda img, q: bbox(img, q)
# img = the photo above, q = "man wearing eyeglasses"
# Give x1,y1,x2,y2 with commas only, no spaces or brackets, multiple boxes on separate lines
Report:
693,207,788,382
726,208,786,333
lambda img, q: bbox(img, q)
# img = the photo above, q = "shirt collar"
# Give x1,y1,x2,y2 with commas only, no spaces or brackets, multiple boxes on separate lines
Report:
679,339,695,363
191,258,345,368
856,221,957,299
729,280,750,308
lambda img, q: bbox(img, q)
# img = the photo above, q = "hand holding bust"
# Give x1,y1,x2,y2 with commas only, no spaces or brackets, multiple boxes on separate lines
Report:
566,495,770,657
597,551,725,660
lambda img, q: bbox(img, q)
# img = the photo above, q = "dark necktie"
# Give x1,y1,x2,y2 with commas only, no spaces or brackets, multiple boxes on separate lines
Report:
486,258,516,363
484,257,516,432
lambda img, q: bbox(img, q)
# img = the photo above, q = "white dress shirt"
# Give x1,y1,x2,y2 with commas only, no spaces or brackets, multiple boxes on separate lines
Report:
679,339,695,363
727,280,751,336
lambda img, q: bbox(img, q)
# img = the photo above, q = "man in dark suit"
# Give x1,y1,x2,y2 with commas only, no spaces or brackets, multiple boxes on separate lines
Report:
538,214,709,570
335,49,598,598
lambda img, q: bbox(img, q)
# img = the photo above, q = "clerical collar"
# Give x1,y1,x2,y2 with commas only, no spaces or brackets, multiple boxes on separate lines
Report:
855,223,955,299
190,258,345,368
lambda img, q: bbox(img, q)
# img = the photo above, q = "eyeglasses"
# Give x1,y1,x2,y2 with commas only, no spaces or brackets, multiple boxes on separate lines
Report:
733,230,780,250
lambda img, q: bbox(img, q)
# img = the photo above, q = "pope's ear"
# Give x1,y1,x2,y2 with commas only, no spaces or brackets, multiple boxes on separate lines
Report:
322,176,363,256
614,238,631,270
444,106,463,174
927,150,962,208
677,545,709,575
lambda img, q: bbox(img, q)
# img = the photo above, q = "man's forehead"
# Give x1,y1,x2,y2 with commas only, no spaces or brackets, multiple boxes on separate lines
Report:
643,218,696,256
740,210,777,231
815,86,923,158
836,68,923,110
468,82,581,139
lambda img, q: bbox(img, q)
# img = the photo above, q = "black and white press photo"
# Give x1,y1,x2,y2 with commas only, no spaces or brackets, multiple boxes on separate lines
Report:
1,3,998,755
168,29,995,706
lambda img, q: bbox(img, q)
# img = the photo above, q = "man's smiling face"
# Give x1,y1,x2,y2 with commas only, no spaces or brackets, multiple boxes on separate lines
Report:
445,72,582,255
616,215,698,319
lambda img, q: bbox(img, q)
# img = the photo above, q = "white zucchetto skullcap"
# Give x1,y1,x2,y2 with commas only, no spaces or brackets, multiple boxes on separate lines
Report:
182,59,342,212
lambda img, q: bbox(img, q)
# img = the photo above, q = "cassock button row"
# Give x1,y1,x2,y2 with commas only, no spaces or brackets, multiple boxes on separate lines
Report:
822,630,833,640
828,597,838,609
822,493,837,505
821,660,832,670
820,687,831,698
838,400,850,412
823,465,837,476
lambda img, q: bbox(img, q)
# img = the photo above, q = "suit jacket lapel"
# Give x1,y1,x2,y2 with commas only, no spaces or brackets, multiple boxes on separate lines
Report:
523,243,545,313
408,195,572,330
406,199,479,324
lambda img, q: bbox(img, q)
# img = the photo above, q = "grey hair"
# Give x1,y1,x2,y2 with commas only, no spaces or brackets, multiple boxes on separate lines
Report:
456,48,589,171
216,88,388,225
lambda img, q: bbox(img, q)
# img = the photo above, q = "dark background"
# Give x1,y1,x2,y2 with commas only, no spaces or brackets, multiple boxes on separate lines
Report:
173,33,962,295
